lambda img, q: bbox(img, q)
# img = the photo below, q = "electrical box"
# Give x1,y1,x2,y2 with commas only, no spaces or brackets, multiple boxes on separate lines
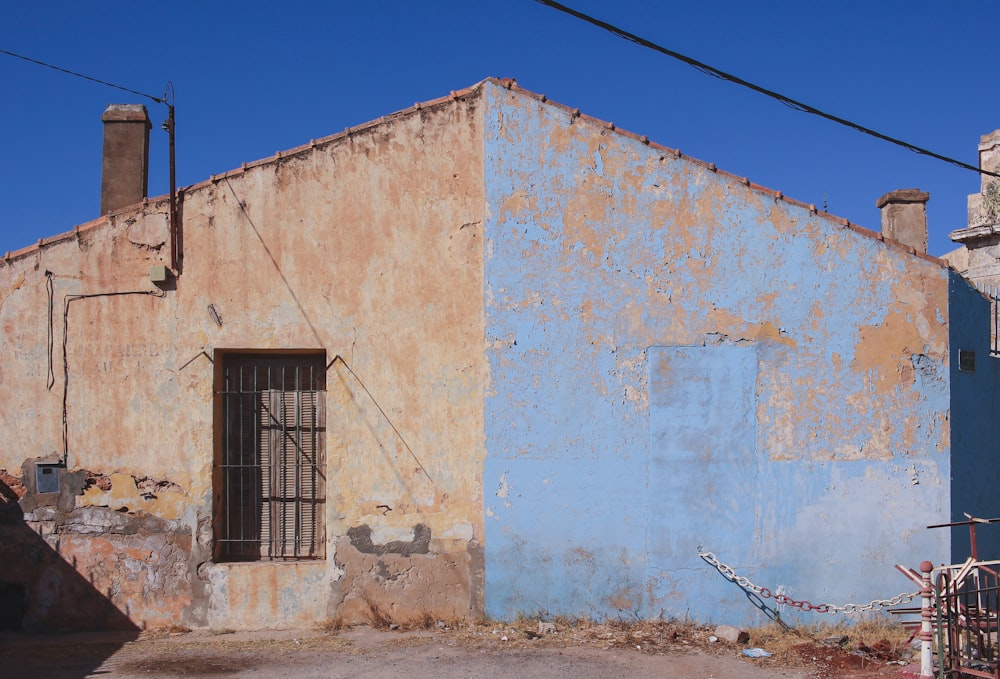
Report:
149,265,170,284
35,463,61,494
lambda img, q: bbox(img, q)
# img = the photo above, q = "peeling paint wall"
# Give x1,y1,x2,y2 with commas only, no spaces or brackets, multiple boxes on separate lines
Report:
481,80,966,624
0,91,486,630
1,80,995,631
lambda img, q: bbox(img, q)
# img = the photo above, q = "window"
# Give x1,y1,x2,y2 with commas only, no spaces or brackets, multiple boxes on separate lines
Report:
215,353,326,561
959,349,977,373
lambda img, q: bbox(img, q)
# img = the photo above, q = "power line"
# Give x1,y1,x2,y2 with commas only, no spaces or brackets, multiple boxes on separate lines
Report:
2,47,180,266
0,48,165,104
535,0,1000,180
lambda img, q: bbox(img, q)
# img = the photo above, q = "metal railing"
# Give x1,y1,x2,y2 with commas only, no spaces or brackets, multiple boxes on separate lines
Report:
701,516,1000,679
934,559,1000,678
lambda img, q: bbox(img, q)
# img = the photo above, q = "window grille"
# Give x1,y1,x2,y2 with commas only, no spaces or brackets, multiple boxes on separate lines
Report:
217,354,325,561
971,283,1000,357
992,291,1000,357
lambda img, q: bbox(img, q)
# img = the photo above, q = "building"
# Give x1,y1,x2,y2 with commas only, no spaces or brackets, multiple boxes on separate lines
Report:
1,78,997,631
944,130,1000,290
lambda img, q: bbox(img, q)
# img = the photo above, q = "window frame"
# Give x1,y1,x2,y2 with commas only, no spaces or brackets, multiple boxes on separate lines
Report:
213,350,327,562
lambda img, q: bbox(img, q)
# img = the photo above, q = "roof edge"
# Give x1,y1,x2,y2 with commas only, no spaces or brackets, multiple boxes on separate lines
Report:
3,77,948,270
3,80,493,265
490,78,947,270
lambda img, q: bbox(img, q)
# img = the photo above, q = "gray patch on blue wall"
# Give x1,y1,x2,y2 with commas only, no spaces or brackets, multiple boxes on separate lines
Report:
348,524,431,556
647,345,758,563
911,353,947,384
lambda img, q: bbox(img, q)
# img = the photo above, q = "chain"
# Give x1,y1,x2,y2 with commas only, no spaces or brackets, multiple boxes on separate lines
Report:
699,551,918,614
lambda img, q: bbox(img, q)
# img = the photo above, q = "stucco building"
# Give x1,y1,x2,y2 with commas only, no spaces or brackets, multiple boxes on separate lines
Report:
1,78,997,631
944,129,1000,292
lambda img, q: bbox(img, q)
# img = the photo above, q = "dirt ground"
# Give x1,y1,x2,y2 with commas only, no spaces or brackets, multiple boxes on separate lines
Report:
0,621,918,679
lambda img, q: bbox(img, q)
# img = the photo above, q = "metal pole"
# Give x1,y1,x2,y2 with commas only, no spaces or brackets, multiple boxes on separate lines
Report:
919,560,934,678
167,103,178,272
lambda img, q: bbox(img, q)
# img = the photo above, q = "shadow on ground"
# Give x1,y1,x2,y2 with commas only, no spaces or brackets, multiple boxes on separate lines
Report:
0,477,138,678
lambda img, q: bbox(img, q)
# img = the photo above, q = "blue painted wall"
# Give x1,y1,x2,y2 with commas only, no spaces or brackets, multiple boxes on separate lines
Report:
948,273,1000,561
482,81,962,624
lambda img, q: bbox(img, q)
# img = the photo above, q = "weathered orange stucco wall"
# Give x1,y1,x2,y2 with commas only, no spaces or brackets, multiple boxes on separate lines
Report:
0,90,486,630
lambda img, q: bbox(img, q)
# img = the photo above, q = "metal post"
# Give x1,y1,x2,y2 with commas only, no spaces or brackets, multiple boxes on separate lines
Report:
919,560,934,678
167,103,178,272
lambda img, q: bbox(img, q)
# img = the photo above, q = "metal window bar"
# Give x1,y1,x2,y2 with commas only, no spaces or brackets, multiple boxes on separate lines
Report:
973,283,1000,357
936,564,1000,678
994,290,1000,357
218,355,324,561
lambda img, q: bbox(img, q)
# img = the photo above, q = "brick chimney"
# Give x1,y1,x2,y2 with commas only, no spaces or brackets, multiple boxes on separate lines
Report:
876,188,929,253
100,104,151,214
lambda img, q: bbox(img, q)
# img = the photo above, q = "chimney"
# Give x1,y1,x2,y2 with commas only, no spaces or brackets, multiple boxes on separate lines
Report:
876,188,929,253
100,104,151,214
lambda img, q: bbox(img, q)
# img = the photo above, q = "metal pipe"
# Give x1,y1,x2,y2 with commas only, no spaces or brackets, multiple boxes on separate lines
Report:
167,102,179,273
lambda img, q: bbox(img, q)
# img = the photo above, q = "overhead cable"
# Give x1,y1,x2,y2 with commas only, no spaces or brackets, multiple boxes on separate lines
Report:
535,0,1000,179
1,48,181,274
0,48,165,104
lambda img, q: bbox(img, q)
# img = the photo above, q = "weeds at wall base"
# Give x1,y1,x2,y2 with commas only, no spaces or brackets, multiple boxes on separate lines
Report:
316,612,915,676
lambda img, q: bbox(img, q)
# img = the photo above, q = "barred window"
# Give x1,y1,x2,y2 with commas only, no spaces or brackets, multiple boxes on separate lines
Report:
216,353,325,561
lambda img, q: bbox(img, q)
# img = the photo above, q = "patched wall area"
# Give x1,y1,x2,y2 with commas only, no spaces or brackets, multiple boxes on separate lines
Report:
481,81,954,624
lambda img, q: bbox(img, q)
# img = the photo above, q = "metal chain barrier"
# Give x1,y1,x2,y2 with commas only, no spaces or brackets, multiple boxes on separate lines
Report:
699,551,917,614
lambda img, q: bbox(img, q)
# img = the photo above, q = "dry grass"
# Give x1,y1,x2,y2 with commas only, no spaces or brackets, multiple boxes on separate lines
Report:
314,610,914,677
748,618,913,659
319,617,344,633
438,615,717,653
741,617,915,678
848,618,916,656
446,614,913,670
365,598,393,630
323,612,908,650
132,613,915,679
320,609,464,635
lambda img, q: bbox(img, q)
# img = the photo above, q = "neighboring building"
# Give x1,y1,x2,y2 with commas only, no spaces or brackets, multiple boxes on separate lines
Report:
1,79,998,631
945,130,1000,292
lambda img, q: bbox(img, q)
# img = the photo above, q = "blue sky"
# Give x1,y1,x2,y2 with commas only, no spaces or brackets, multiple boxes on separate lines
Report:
1,1,997,257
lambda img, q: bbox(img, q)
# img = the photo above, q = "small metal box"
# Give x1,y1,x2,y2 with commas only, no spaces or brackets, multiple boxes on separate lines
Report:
35,464,61,494
149,265,170,284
